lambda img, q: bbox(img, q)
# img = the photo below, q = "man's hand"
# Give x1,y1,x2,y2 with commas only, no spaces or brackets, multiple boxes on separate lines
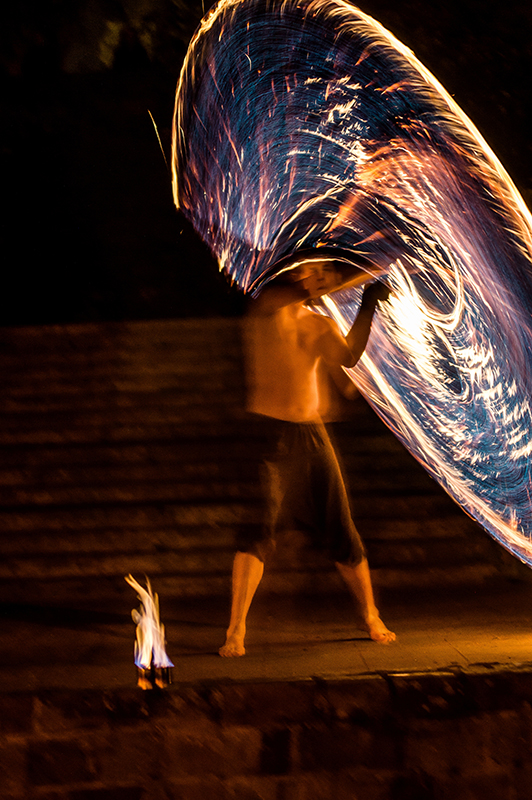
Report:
344,280,391,367
361,281,391,306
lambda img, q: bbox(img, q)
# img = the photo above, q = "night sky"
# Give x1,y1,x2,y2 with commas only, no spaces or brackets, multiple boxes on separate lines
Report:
1,0,530,326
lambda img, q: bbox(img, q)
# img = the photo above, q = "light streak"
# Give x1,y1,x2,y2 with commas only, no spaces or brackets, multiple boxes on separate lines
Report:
172,0,532,565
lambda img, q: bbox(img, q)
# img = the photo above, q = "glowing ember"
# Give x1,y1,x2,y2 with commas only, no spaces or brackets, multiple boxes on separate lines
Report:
125,574,173,689
172,0,532,567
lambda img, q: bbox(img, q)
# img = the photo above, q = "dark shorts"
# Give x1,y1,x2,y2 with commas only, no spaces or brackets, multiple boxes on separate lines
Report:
236,417,365,566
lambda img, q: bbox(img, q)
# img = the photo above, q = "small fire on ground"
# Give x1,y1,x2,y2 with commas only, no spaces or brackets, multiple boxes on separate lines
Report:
125,574,174,689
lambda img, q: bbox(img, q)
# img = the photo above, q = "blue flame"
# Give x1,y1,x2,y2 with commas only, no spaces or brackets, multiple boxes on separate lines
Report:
173,0,532,565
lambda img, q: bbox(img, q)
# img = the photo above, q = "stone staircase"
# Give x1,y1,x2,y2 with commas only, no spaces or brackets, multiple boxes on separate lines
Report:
0,317,512,607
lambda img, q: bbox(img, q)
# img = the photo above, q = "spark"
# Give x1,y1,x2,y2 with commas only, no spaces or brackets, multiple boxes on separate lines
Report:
148,110,169,173
172,0,532,566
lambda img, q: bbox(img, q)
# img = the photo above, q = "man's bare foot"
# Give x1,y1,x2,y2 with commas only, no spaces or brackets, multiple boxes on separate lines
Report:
219,633,246,657
362,613,396,644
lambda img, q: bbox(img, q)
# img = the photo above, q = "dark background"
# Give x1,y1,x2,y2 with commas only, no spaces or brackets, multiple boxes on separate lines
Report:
1,0,530,326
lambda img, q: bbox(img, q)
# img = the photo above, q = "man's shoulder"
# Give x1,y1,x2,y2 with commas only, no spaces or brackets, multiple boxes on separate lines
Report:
247,281,309,316
302,310,338,335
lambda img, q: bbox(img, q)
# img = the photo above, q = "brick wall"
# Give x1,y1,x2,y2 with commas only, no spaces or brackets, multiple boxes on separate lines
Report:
1,667,531,799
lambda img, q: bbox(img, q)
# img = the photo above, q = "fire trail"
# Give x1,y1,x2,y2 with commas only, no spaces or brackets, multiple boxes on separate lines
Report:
172,0,532,565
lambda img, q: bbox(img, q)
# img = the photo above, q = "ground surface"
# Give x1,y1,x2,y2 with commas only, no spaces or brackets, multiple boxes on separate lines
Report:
2,578,532,692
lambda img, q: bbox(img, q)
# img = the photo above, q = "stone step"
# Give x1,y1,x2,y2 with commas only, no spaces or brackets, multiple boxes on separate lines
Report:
0,439,254,470
0,544,235,581
0,458,255,489
0,402,245,437
0,419,253,445
0,479,259,506
0,420,401,447
356,513,485,540
0,492,483,540
0,338,242,358
0,387,245,414
0,512,487,561
0,458,426,495
0,477,453,509
0,525,235,555
0,561,503,606
0,521,489,591
0,361,243,393
0,428,400,469
0,327,242,354
3,314,240,334
4,526,490,585
365,533,497,568
0,372,243,400
0,338,243,366
0,536,494,584
0,501,259,532
0,455,446,503
0,484,482,528
0,317,242,356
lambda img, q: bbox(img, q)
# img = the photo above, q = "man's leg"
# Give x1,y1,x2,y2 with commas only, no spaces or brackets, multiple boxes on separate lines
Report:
336,557,395,644
219,551,264,657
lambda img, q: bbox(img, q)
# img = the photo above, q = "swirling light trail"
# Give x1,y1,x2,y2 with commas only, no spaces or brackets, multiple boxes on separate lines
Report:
172,0,532,565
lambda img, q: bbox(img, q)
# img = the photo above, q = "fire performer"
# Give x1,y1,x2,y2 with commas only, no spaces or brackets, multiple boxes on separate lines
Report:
220,257,395,657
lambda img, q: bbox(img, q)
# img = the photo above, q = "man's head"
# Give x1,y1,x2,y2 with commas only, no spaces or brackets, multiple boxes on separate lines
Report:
287,258,343,298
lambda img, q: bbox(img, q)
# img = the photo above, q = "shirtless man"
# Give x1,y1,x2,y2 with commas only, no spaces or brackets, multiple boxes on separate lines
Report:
219,256,395,657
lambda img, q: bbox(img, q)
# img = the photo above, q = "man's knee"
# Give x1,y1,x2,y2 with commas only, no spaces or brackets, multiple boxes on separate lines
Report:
237,539,276,563
330,533,366,567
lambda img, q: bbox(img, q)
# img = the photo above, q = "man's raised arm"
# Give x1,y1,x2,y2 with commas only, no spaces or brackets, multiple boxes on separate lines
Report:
345,282,390,366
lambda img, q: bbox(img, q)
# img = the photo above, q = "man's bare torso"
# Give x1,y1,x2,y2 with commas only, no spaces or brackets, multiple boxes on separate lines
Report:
245,302,352,422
